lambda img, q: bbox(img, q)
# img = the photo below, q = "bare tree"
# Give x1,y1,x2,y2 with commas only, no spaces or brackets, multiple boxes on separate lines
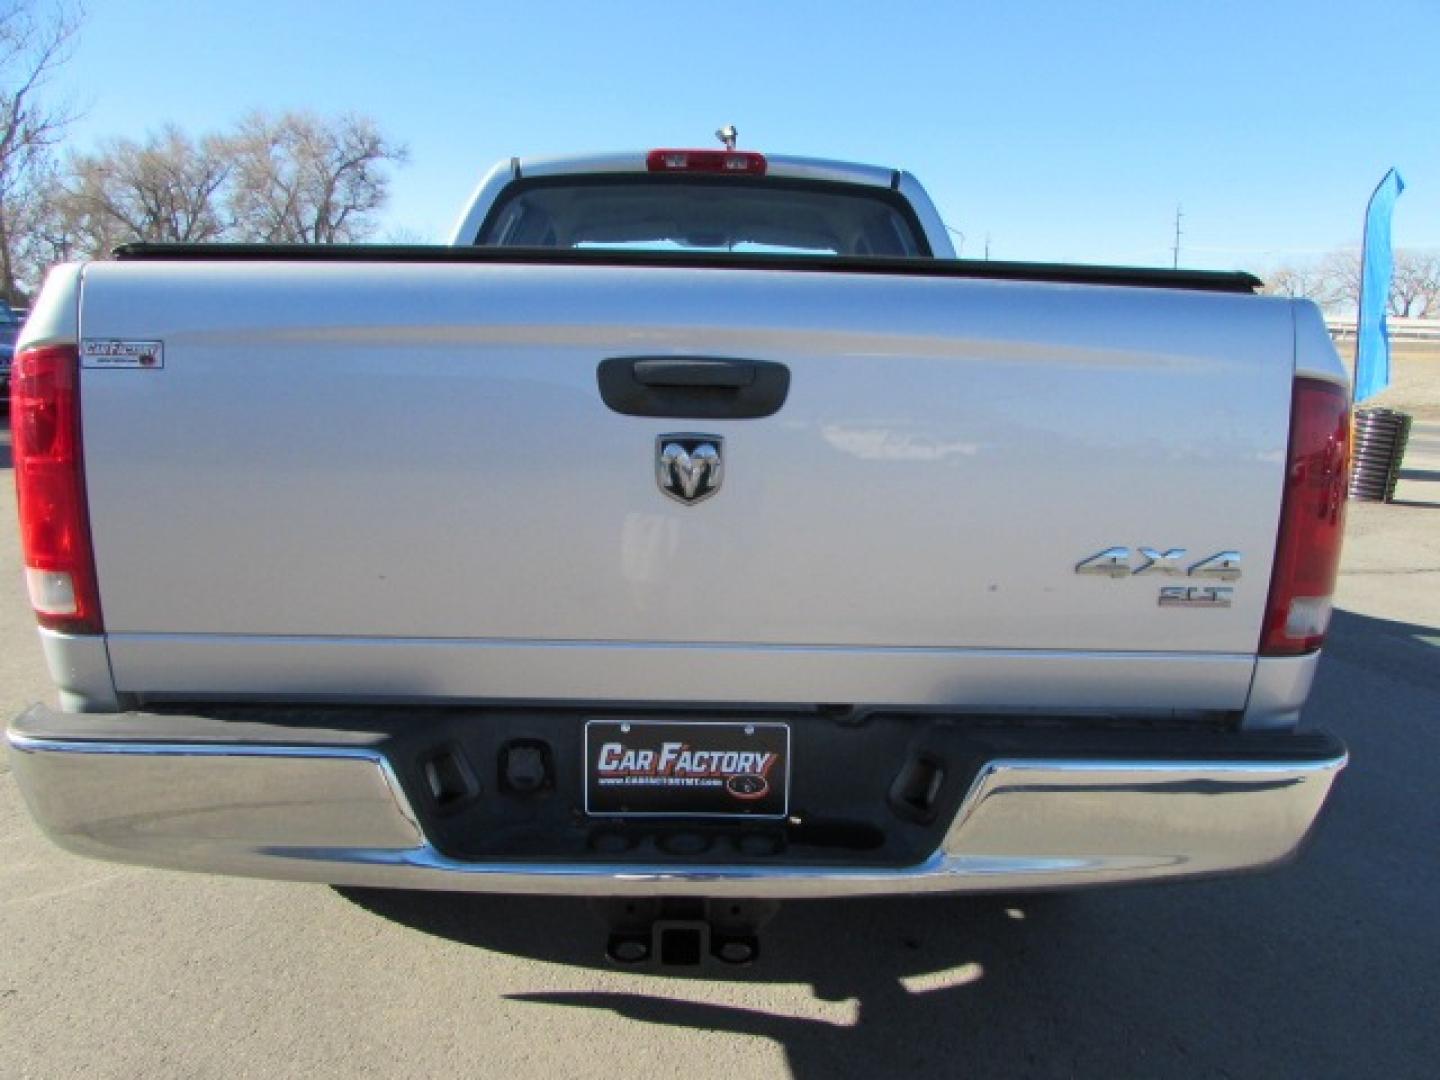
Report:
1318,248,1440,319
1319,248,1362,310
1261,263,1335,305
226,111,406,243
9,153,72,267
1389,250,1440,318
380,225,434,245
58,125,232,250
0,1,81,302
31,111,405,262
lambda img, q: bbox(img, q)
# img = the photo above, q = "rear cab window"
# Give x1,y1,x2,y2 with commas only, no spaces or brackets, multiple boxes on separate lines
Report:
475,176,930,257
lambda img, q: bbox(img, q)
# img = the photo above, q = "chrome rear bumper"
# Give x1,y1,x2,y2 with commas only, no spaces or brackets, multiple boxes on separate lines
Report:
5,705,1346,898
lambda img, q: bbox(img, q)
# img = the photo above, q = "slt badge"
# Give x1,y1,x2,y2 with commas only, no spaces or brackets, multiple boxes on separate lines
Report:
657,434,724,505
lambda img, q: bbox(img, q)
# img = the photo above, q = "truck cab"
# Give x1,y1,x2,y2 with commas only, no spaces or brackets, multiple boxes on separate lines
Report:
449,149,956,257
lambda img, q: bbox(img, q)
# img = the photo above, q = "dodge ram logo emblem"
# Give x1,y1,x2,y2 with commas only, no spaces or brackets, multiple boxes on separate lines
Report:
657,435,724,505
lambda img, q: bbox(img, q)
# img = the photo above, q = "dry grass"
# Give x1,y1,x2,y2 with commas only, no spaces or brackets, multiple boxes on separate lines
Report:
1343,340,1440,420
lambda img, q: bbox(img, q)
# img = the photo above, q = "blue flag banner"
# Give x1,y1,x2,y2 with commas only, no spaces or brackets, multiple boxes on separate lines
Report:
1353,168,1405,403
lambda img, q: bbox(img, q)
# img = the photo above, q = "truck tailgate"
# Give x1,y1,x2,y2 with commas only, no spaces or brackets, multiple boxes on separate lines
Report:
76,260,1293,708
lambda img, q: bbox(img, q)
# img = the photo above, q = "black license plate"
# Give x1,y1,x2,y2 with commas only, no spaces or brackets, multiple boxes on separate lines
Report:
584,720,790,818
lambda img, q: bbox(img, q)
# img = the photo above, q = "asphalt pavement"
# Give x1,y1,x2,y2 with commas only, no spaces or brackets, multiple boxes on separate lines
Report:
2,418,1437,1079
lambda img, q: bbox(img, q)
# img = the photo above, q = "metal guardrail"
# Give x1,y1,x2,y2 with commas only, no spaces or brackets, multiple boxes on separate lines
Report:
1327,317,1440,342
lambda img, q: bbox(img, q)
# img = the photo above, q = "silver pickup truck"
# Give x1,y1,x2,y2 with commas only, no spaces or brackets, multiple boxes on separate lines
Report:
7,148,1350,930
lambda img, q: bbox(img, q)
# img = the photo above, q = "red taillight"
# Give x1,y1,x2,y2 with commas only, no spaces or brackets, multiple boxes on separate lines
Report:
646,149,767,175
1260,378,1350,656
11,344,102,634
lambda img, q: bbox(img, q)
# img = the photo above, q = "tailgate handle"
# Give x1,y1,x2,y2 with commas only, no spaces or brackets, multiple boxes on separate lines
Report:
597,356,790,419
631,358,756,388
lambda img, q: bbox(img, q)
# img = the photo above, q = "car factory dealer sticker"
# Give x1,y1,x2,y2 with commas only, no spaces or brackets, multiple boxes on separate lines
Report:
584,720,790,817
81,340,164,369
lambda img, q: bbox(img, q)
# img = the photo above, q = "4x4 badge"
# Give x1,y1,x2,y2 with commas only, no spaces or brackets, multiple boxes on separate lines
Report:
1075,548,1242,580
656,435,723,505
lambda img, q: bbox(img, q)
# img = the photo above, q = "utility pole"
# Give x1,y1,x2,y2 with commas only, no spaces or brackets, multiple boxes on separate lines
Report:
1171,205,1183,269
984,233,991,260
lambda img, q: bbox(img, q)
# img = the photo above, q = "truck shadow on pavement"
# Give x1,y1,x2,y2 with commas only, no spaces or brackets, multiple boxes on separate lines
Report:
342,886,1108,1075
337,608,1440,1078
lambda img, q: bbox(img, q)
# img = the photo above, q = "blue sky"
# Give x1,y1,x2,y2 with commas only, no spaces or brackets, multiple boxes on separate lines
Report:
51,0,1439,271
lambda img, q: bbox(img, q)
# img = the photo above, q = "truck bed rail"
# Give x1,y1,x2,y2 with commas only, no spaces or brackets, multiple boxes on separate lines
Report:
111,243,1261,294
